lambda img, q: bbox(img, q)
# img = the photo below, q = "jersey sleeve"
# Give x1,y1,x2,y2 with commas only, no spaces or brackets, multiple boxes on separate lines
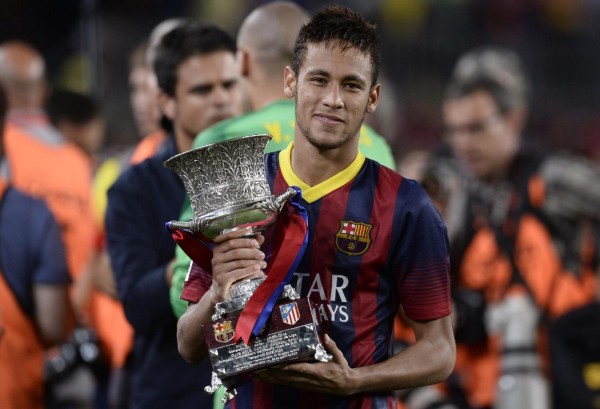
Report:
29,195,71,286
179,261,212,304
393,182,452,321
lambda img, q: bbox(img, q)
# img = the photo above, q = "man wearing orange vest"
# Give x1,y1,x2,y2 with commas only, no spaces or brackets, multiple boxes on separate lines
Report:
0,84,73,408
433,47,599,409
0,40,96,320
0,40,98,406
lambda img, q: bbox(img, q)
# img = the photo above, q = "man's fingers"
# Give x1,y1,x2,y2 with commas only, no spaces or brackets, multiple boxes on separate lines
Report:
322,334,344,362
214,228,257,244
216,259,265,275
254,233,265,246
212,247,265,269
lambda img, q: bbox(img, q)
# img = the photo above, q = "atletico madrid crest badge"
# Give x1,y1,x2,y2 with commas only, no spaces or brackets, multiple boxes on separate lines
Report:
335,220,372,256
213,320,234,343
279,302,300,325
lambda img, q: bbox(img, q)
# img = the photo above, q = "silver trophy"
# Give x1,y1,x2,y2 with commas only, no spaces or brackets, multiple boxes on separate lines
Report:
164,134,330,402
164,134,295,239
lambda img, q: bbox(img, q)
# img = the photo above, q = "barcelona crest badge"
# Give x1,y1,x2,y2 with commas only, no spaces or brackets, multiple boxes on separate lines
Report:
335,220,372,256
213,320,234,343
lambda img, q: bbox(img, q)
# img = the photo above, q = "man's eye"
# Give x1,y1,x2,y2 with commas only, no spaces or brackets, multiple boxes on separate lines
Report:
223,80,237,90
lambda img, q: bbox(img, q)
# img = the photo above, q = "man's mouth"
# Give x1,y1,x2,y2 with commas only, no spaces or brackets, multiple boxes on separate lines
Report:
314,113,344,125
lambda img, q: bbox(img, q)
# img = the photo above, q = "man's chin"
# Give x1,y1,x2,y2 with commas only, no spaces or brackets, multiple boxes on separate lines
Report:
308,138,345,151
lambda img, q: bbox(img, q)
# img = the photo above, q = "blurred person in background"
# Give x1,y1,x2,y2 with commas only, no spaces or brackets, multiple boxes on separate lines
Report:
128,41,163,141
127,17,187,164
413,46,600,409
105,21,243,409
0,40,100,408
89,20,188,408
46,89,106,167
170,0,397,319
45,87,138,408
0,40,96,319
0,82,73,407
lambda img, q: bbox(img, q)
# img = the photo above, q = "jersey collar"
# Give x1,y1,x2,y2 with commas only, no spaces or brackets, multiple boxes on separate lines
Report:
278,142,365,203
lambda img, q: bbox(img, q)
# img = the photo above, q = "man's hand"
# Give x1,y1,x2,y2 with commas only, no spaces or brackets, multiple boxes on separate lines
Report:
207,229,267,305
253,334,358,395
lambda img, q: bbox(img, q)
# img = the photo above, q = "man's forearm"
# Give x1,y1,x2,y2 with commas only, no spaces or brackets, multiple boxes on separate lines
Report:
176,291,217,363
353,316,455,394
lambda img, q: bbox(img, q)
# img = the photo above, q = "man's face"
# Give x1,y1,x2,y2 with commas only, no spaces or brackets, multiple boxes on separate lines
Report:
58,117,105,157
169,51,242,142
443,90,519,182
129,65,161,137
284,43,379,151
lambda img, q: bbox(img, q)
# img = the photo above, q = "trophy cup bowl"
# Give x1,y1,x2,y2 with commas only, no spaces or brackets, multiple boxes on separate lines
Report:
164,134,292,240
164,134,330,401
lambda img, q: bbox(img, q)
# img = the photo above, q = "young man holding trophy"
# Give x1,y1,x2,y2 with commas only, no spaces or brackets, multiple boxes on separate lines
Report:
174,6,455,408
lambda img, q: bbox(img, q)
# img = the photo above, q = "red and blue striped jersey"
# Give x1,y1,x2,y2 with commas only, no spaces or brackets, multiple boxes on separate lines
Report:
183,144,451,408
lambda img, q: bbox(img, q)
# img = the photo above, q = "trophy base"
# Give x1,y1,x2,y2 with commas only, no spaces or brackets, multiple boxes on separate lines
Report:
203,298,328,390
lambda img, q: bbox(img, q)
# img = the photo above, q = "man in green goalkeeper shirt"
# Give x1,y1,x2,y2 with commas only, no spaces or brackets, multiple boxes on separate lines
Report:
170,1,396,318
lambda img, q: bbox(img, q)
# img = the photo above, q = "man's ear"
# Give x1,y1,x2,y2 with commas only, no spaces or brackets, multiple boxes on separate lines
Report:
283,66,296,99
366,83,380,114
238,48,250,78
157,91,176,121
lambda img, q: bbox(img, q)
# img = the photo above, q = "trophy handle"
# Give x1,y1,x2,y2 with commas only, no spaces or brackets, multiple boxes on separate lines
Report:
262,187,298,212
167,219,201,232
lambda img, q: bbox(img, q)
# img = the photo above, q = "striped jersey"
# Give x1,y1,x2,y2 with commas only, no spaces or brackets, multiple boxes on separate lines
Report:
182,144,451,409
171,99,396,318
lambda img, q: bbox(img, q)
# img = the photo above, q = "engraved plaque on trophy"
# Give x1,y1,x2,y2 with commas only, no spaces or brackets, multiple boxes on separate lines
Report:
164,134,330,401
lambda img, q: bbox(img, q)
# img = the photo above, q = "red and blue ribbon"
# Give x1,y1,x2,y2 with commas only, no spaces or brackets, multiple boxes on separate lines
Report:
167,186,309,345
233,186,308,343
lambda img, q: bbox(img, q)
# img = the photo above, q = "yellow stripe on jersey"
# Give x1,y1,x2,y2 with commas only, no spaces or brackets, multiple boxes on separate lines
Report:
278,142,365,203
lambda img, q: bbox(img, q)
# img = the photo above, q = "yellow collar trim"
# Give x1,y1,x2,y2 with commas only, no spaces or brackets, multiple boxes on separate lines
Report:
278,142,365,203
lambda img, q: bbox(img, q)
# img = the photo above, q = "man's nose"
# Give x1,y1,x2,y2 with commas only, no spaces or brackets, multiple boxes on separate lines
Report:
322,84,343,109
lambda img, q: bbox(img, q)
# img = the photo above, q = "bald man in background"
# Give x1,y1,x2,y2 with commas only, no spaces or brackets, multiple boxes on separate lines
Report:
170,1,397,318
0,41,95,320
0,40,100,407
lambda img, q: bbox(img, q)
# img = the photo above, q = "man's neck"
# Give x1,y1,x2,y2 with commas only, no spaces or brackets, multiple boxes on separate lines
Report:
290,137,358,187
248,75,286,111
174,129,193,154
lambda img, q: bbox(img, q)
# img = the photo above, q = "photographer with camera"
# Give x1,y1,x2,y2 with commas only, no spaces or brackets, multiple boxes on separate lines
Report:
429,46,600,409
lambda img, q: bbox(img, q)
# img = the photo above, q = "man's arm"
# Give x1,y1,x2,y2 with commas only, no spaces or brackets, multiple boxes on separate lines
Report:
33,205,74,346
254,314,455,394
105,173,176,334
177,230,266,363
34,284,73,346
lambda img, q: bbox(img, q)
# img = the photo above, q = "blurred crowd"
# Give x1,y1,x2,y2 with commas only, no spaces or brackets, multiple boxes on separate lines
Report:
0,1,599,409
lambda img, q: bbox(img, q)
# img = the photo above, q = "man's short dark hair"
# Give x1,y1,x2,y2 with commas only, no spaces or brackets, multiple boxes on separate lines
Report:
153,21,237,96
291,5,380,87
46,89,100,126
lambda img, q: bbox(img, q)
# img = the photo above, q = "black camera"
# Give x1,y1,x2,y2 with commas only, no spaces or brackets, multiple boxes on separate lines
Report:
453,288,488,344
44,327,102,383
